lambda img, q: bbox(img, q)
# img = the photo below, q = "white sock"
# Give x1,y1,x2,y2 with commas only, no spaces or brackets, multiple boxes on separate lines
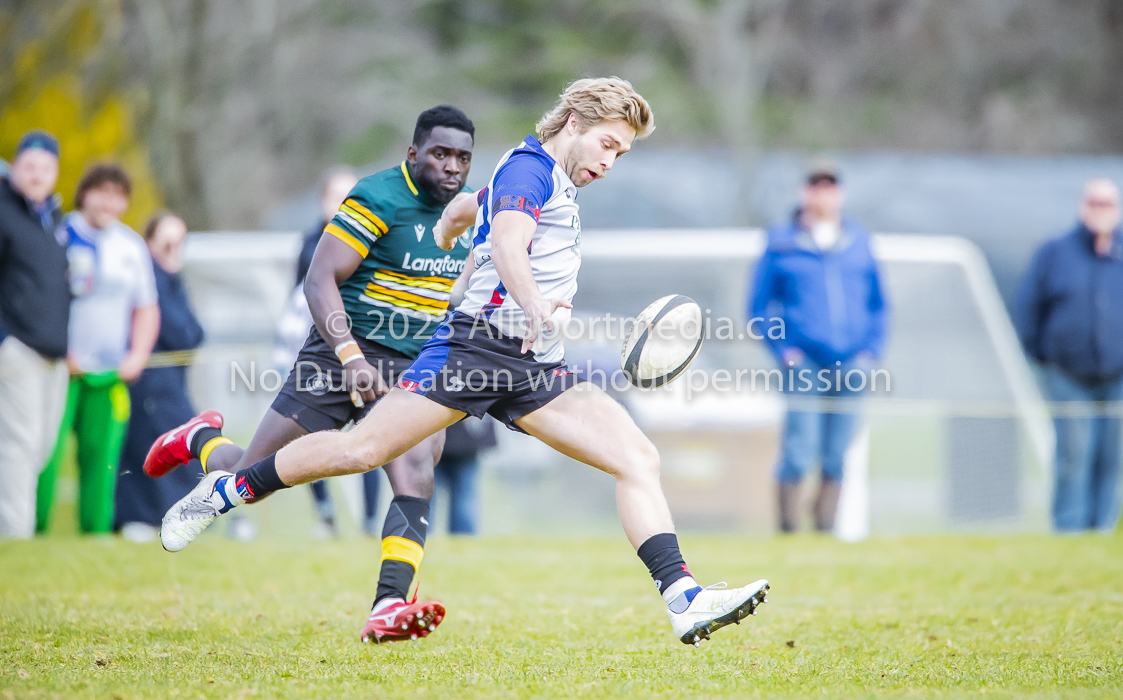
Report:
212,474,246,514
371,597,404,614
662,576,701,612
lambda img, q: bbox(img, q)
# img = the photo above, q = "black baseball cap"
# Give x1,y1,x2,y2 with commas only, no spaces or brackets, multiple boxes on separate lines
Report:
805,158,840,186
16,130,60,158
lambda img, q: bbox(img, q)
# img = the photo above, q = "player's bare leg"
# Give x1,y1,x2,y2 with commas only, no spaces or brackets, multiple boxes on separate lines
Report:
270,391,462,485
206,409,307,473
514,382,769,646
160,391,458,550
515,383,672,548
149,406,440,498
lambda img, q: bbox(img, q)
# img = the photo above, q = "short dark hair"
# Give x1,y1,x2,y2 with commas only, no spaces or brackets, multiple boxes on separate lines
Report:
412,105,475,147
75,163,132,209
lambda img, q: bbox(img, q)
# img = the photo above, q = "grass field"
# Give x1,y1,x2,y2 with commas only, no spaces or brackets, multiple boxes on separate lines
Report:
2,531,1122,699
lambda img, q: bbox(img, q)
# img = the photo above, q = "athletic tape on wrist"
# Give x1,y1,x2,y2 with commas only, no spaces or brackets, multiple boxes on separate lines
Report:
335,341,363,366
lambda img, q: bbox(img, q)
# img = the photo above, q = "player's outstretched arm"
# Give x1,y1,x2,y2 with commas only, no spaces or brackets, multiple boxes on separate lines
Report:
433,192,478,250
305,235,385,404
489,210,572,354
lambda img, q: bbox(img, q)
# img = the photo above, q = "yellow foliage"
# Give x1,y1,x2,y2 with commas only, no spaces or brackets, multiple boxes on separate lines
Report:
1,45,161,232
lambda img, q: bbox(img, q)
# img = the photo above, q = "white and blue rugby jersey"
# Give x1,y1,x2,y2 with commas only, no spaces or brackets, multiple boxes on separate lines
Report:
457,135,581,363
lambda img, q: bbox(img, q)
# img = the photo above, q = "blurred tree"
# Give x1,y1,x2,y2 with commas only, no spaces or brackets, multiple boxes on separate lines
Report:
0,0,162,230
5,0,1122,229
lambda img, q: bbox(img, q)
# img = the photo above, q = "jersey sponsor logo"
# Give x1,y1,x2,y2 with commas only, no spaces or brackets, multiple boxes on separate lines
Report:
400,252,468,276
444,375,465,392
414,223,426,242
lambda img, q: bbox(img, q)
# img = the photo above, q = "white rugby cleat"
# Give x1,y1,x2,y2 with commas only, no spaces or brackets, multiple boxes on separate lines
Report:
160,470,233,552
668,579,769,646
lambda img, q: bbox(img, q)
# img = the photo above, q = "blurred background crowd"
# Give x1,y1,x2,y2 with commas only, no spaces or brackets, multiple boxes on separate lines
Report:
2,1,1122,542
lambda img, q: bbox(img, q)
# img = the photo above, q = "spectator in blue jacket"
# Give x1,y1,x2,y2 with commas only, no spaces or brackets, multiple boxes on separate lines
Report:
1016,178,1123,533
749,161,888,533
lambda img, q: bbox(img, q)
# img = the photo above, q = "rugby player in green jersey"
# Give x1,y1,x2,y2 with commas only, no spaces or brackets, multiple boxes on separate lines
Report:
143,106,476,643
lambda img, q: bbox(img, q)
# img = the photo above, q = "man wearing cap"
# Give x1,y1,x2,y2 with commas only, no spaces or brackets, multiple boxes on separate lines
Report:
0,131,71,539
749,161,889,534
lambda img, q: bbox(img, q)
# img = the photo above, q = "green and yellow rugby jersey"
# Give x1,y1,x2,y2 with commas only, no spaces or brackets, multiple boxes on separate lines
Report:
325,161,472,357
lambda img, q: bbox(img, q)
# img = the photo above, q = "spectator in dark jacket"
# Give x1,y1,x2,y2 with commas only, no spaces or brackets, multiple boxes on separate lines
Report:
113,212,206,542
749,161,888,534
1016,178,1123,532
0,131,69,539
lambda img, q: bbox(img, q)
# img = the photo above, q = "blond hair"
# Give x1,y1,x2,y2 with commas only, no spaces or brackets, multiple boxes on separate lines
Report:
535,77,654,143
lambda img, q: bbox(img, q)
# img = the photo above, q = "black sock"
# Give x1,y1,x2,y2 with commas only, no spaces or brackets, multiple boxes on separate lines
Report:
637,533,693,595
374,495,430,604
231,454,287,503
190,426,223,457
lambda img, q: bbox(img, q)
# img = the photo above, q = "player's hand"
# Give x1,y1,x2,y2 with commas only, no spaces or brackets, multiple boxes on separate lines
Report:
342,357,387,405
520,296,573,354
433,192,477,251
432,215,460,251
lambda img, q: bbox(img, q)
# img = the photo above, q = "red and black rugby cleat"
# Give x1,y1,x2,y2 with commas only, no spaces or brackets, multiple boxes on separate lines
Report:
361,593,445,644
143,409,224,477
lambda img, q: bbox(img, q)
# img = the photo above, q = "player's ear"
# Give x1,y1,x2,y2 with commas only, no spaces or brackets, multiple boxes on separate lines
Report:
406,143,418,164
566,112,580,136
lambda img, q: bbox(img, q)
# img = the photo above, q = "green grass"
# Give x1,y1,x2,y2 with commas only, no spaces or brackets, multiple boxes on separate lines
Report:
2,533,1122,699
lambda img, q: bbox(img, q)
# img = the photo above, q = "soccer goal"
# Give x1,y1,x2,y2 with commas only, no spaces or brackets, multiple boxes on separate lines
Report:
178,229,1052,536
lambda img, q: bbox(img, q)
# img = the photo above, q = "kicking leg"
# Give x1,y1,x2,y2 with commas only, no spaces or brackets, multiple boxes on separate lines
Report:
515,383,768,646
515,383,670,549
160,390,461,551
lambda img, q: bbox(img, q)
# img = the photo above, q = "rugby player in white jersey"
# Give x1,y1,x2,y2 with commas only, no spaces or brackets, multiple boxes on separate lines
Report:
160,78,769,645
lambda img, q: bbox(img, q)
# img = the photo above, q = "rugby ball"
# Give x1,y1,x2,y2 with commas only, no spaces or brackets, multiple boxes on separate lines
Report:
621,295,704,388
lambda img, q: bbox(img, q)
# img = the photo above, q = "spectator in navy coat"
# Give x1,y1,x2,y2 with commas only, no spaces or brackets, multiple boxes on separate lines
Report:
114,212,205,542
1016,178,1123,533
749,161,888,534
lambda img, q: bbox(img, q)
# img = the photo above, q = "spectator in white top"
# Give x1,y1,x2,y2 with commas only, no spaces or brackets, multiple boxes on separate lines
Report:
36,164,160,535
